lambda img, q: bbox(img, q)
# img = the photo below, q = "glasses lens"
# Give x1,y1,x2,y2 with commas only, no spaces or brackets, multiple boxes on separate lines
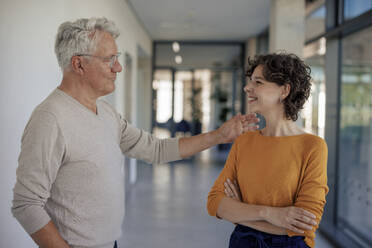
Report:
110,54,121,68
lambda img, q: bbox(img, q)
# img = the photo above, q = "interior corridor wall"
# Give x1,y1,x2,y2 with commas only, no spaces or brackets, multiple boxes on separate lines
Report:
137,57,152,132
0,0,152,247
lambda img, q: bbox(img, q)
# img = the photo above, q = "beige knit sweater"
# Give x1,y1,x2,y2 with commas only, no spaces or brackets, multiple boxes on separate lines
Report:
12,89,181,248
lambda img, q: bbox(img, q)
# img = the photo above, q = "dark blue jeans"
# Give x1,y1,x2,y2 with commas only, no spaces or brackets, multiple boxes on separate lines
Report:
229,225,309,248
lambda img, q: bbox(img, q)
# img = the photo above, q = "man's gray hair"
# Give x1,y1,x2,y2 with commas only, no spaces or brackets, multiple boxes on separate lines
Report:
55,17,120,70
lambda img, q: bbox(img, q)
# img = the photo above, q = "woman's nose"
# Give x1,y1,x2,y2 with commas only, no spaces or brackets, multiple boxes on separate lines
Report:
244,84,251,93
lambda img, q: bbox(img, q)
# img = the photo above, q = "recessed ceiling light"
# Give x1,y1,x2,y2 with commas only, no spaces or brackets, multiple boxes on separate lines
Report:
175,55,182,64
172,42,180,53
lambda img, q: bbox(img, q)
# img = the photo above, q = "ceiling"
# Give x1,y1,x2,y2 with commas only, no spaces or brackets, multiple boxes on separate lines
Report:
155,43,243,69
128,0,271,41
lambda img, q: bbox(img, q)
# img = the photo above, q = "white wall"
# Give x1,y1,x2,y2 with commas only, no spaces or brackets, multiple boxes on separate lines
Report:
137,56,152,132
0,0,152,247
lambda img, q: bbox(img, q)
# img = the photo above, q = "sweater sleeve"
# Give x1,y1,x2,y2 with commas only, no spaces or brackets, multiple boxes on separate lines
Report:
119,117,182,164
12,110,66,235
207,141,238,218
287,139,329,247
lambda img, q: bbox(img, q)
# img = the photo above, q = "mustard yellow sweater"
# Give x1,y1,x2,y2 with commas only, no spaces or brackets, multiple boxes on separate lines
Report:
207,131,328,248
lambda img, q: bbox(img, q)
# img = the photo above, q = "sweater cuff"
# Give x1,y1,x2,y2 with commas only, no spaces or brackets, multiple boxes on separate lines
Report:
207,194,225,219
13,205,51,235
167,137,182,161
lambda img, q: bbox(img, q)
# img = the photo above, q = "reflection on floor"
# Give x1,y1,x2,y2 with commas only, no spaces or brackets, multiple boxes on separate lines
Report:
119,149,335,248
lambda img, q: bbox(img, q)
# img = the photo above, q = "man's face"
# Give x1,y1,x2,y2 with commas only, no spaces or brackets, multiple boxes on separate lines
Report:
84,31,122,97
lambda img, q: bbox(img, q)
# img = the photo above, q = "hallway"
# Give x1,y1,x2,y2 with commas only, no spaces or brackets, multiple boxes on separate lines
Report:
119,150,335,248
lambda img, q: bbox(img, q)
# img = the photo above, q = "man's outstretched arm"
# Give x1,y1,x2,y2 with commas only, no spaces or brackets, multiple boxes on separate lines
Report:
179,113,259,158
120,113,258,164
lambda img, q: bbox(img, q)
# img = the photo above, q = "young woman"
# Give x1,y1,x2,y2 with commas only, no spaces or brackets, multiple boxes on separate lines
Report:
207,53,328,248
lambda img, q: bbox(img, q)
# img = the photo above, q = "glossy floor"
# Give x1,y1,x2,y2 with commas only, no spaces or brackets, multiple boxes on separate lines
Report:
119,149,335,248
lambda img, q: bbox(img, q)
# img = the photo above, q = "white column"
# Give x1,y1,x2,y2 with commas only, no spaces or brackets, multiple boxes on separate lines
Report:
269,0,305,127
269,0,305,56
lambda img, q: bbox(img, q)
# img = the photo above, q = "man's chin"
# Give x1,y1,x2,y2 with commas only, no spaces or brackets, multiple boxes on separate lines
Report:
109,81,116,89
107,86,115,94
102,84,115,96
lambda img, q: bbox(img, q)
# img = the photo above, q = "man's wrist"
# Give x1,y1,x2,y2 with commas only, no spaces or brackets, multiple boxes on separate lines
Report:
210,129,223,145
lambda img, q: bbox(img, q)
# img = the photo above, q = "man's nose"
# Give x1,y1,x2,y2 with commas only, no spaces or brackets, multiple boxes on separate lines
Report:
112,60,122,73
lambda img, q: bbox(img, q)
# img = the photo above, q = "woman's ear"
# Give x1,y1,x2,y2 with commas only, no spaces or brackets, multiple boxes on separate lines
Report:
282,83,291,100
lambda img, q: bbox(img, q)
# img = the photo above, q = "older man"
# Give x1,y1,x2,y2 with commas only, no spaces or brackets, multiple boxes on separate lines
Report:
12,18,258,248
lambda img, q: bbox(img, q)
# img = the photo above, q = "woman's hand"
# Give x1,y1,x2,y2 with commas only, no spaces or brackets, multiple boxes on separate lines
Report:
224,178,242,202
262,206,318,233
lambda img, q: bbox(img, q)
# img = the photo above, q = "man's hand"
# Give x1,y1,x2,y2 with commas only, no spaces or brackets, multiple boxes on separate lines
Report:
224,178,242,202
178,113,259,158
217,113,259,144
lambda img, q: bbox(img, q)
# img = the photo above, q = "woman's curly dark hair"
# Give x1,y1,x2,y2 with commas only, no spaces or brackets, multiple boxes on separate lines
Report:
245,52,312,121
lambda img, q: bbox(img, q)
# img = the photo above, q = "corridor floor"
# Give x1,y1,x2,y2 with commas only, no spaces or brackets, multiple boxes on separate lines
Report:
118,150,335,248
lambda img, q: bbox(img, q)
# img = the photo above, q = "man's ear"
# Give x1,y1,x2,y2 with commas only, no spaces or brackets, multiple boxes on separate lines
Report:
70,56,85,75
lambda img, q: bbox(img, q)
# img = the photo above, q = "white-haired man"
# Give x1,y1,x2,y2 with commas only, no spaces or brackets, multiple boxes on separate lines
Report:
12,17,258,248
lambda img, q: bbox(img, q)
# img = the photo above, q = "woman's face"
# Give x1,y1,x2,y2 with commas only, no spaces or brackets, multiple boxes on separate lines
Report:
244,65,286,115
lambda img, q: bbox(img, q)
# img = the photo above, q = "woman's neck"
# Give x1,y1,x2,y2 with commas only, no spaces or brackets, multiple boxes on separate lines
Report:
258,111,304,137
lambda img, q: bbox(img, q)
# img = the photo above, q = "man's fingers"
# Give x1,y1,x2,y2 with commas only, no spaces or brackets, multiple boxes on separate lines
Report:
241,113,257,120
242,124,259,132
241,116,260,125
239,113,260,133
242,123,259,129
233,113,242,122
241,115,258,121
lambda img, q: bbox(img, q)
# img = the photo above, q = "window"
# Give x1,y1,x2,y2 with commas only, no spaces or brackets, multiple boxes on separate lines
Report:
306,5,326,40
344,0,372,20
338,25,372,245
303,38,326,137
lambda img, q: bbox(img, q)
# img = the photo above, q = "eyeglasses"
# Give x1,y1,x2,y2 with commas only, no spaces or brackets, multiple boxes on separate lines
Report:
76,52,121,68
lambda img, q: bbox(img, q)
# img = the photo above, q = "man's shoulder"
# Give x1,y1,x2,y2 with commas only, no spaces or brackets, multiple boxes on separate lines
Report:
35,89,67,114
